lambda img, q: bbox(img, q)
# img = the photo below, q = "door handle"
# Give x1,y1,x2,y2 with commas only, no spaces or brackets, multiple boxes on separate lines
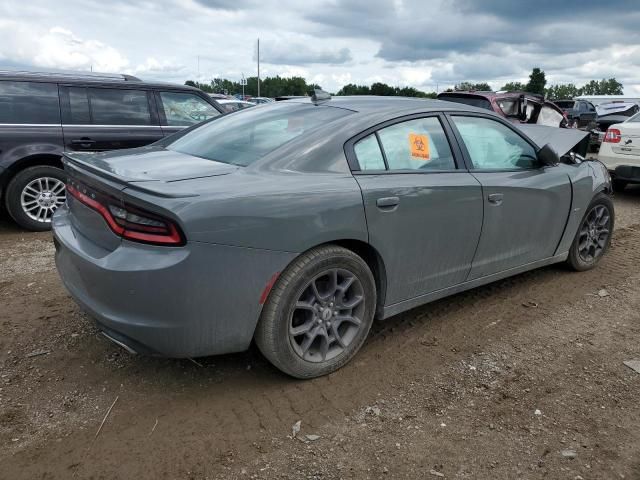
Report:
488,193,503,205
376,196,400,210
71,138,96,147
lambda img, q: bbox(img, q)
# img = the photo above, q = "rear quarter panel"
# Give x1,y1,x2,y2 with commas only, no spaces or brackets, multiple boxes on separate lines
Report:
123,170,369,253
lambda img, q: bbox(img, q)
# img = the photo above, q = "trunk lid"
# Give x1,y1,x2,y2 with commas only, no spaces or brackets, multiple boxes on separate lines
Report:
64,146,239,184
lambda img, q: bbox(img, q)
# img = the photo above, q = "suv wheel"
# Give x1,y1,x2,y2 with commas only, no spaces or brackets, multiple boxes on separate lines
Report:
255,245,376,379
612,179,627,193
5,166,66,231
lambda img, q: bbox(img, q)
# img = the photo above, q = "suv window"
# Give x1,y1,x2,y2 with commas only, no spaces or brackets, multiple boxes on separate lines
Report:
376,117,455,171
67,87,91,124
88,88,151,125
0,81,60,124
452,116,538,170
159,92,220,126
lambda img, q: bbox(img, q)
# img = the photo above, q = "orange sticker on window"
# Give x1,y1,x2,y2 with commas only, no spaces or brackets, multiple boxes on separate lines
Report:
409,133,430,160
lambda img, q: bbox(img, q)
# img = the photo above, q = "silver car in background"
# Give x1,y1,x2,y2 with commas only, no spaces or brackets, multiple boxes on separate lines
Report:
53,96,614,378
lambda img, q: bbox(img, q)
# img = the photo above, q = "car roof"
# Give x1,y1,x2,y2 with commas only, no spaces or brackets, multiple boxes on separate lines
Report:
0,69,203,92
284,95,489,114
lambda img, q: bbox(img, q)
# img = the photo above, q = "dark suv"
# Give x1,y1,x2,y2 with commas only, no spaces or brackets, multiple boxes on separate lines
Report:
554,99,597,129
0,70,223,230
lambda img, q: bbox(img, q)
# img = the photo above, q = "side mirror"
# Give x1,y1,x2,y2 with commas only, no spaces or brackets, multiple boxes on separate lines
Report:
538,143,560,166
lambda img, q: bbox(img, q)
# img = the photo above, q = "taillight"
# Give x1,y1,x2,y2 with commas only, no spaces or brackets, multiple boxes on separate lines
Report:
66,184,184,246
604,128,622,143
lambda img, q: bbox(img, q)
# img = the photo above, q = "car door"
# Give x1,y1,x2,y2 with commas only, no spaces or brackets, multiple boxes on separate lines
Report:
60,85,163,152
348,114,484,305
448,114,572,280
154,90,222,137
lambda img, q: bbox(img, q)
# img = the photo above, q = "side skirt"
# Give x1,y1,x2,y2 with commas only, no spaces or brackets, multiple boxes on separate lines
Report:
381,252,569,319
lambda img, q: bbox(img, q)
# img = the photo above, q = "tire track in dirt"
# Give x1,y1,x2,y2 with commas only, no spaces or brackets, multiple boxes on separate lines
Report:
2,225,640,479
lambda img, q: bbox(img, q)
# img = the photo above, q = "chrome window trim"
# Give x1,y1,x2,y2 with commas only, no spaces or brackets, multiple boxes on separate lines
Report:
0,123,170,128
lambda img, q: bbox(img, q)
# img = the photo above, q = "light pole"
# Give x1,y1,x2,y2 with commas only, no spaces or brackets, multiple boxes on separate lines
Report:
257,38,260,98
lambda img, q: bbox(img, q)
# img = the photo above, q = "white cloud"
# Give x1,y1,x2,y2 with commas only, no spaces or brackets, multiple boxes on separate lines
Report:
0,0,638,95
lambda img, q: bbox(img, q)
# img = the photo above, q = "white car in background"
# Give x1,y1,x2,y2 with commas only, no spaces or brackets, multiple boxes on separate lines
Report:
598,112,640,192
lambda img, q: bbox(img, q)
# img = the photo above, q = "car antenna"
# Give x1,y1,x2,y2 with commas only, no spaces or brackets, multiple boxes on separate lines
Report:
311,88,331,105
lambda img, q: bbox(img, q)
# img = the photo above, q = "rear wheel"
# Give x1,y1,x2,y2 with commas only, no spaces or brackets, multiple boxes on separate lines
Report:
5,166,66,231
255,245,376,379
566,194,614,271
612,179,627,193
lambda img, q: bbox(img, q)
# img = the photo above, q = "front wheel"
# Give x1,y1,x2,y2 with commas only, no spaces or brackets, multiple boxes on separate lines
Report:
5,166,66,231
255,245,376,379
566,193,614,271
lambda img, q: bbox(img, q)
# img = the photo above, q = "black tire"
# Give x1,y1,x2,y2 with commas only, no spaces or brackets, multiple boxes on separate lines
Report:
566,193,614,272
255,245,376,379
5,165,66,231
612,179,627,193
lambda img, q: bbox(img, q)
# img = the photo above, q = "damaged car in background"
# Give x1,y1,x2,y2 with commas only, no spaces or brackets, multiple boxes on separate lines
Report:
52,94,613,379
438,91,568,128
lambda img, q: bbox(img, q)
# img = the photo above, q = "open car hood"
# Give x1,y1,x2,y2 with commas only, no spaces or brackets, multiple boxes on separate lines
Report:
515,124,590,157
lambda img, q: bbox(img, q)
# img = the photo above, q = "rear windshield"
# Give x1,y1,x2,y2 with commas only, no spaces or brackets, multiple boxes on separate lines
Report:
628,112,640,123
438,95,492,111
167,102,351,166
555,101,575,109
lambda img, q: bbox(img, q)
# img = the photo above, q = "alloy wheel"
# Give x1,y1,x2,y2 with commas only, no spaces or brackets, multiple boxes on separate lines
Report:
20,177,66,223
289,268,365,363
577,204,611,263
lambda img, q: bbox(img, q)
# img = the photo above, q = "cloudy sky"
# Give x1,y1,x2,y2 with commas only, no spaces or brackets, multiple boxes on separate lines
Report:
1,0,639,94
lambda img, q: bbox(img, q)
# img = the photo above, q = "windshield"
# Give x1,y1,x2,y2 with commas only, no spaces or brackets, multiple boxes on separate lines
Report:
438,95,492,110
555,101,575,109
627,112,640,123
166,102,351,166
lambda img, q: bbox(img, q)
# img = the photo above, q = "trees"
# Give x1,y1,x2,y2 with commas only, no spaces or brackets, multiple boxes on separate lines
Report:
545,79,623,99
335,82,436,98
501,81,525,92
579,78,624,96
454,81,491,91
525,68,547,95
184,76,318,97
546,83,580,100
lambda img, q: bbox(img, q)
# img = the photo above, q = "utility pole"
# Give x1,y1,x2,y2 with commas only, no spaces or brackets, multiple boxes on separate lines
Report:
257,38,260,98
197,55,200,79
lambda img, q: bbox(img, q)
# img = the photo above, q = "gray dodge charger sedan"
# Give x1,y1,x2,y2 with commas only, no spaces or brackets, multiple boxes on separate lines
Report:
52,95,614,378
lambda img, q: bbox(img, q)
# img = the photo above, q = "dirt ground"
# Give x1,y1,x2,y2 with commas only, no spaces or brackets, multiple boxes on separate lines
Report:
1,187,639,480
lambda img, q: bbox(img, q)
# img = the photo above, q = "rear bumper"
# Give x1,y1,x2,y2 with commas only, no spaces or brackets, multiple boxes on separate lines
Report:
52,205,296,357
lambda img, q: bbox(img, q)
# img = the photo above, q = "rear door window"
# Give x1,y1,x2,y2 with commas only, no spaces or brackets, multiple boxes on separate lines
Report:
0,81,60,124
354,134,386,171
377,117,456,171
158,91,220,126
88,88,151,125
